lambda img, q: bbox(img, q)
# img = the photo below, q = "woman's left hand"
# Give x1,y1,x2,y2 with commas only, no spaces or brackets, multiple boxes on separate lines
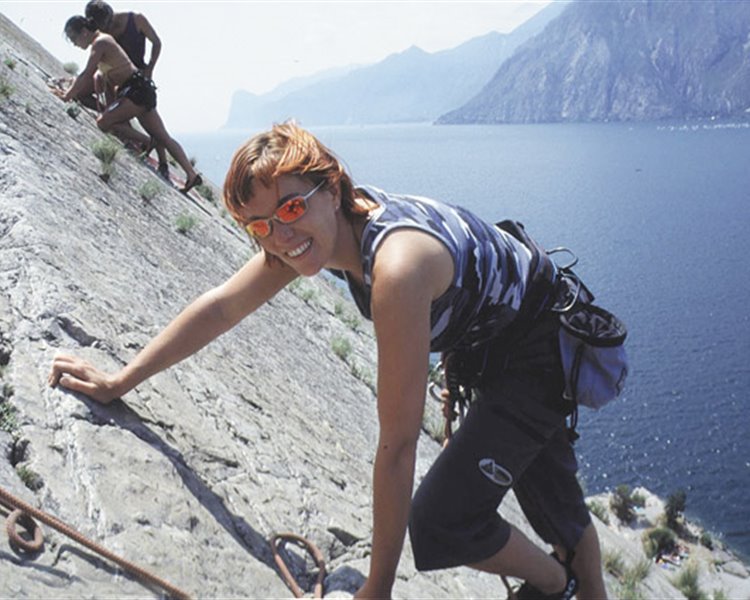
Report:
52,87,69,101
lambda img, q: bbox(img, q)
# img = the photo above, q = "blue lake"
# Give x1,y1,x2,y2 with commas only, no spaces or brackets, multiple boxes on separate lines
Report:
181,121,750,559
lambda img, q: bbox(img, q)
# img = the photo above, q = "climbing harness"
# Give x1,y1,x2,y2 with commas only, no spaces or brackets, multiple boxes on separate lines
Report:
0,485,190,599
270,532,327,598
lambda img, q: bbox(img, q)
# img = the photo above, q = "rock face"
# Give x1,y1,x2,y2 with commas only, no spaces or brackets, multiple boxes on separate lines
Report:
439,0,750,124
1,12,749,599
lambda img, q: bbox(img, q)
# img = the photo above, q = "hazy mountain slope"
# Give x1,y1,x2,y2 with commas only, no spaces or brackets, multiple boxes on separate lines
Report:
439,0,750,124
223,2,567,128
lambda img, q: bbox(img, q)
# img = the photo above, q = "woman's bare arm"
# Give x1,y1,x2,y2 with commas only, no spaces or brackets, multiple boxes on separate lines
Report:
134,13,161,79
49,253,296,402
355,230,454,599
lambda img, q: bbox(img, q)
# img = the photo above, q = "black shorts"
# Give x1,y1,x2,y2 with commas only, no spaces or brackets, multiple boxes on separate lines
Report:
116,71,156,111
408,312,592,571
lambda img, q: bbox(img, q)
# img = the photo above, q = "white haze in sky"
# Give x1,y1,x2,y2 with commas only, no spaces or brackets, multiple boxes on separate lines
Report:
1,1,550,132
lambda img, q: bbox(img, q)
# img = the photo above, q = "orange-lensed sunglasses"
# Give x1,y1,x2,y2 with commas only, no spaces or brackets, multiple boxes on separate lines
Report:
244,181,325,239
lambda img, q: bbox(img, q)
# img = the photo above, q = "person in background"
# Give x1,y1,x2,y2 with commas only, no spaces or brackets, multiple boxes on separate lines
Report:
49,122,608,599
85,0,161,80
85,0,169,178
57,15,202,194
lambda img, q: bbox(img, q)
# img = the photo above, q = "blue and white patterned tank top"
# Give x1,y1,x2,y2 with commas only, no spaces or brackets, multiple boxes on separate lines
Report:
338,185,537,353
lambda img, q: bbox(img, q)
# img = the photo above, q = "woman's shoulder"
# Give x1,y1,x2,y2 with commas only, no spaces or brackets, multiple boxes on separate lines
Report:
93,32,118,47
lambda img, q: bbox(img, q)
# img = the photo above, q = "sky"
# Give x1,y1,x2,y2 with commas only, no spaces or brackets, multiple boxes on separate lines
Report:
1,1,550,132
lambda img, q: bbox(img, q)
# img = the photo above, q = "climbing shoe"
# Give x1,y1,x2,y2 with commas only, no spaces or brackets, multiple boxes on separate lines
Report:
157,162,169,180
515,552,578,600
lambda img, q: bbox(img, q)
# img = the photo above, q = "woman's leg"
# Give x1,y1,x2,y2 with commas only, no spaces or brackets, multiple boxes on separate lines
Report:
136,110,198,184
96,98,151,147
471,526,567,594
554,524,608,600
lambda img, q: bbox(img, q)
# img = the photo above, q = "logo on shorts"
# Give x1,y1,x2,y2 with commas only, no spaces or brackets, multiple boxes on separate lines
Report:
478,458,513,487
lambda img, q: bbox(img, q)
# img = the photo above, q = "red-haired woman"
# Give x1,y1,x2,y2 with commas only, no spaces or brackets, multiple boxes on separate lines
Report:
50,122,609,599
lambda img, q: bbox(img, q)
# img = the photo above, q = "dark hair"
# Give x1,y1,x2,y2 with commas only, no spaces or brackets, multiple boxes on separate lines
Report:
85,0,114,31
64,15,97,42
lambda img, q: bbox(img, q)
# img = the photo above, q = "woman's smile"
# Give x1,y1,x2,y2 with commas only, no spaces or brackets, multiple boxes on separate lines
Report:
286,238,312,259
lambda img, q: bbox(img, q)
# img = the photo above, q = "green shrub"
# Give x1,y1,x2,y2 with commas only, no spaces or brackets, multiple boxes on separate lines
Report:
16,465,43,491
602,548,625,577
98,161,115,183
626,558,651,583
299,289,316,302
642,526,677,559
350,362,375,392
331,336,352,361
62,62,79,75
616,579,646,600
712,589,728,600
610,484,638,524
175,213,198,234
340,311,361,331
66,104,81,119
195,182,215,203
0,77,13,99
0,400,18,433
672,562,707,600
587,499,610,525
4,58,16,70
699,531,714,550
631,490,647,508
91,136,119,165
665,489,687,530
139,180,162,202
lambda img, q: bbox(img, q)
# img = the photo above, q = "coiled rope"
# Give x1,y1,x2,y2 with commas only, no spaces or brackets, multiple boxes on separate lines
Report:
270,532,326,598
0,485,190,599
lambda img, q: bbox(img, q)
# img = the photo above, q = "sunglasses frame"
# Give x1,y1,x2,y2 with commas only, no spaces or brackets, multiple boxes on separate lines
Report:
244,180,325,239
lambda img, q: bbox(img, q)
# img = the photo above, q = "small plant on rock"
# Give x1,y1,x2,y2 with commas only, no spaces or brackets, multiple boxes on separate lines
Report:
665,489,687,531
642,526,677,559
0,77,13,100
175,213,198,234
195,182,215,203
672,562,707,600
699,531,714,550
587,499,610,525
66,103,81,119
4,58,17,70
16,465,44,491
139,180,162,202
91,136,119,181
62,62,79,75
331,335,353,361
602,548,625,577
1,400,18,434
610,484,638,524
92,136,119,164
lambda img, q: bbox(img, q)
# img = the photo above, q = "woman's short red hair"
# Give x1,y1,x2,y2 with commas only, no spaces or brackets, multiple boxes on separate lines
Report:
223,121,362,224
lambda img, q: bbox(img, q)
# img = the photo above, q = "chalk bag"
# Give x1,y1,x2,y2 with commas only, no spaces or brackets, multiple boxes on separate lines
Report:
559,303,628,410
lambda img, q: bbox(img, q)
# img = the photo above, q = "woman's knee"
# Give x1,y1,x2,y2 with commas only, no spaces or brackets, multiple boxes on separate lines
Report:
95,116,111,132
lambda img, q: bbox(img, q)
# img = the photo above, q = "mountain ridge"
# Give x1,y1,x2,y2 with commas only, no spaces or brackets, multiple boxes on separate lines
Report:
223,2,567,128
439,0,750,124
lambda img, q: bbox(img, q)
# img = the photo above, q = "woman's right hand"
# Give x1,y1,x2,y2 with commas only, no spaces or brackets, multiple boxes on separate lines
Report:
48,354,123,404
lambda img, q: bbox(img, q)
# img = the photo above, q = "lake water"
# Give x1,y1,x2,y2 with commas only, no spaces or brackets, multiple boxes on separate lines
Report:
181,121,750,560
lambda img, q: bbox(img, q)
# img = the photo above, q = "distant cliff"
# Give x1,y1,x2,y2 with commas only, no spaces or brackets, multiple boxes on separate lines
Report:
439,0,750,124
223,2,567,128
1,11,749,599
